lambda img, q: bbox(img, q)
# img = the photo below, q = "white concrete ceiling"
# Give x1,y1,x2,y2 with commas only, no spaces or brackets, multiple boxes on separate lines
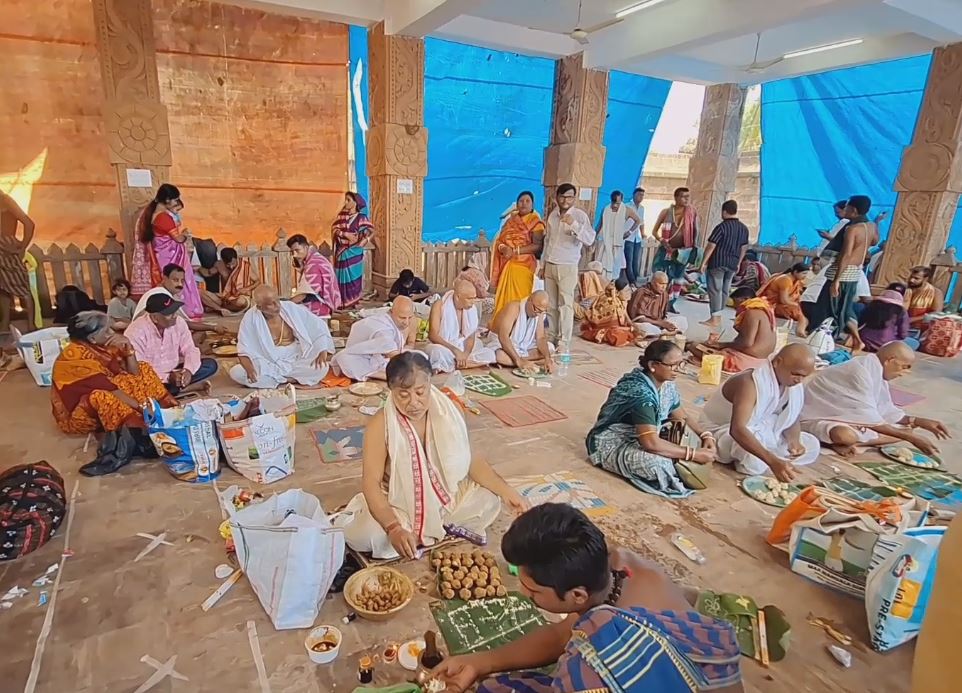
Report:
231,0,962,84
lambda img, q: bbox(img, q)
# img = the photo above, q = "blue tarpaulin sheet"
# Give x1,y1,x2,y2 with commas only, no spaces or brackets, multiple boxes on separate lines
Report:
349,25,370,203
600,71,671,219
759,54,962,248
423,38,555,243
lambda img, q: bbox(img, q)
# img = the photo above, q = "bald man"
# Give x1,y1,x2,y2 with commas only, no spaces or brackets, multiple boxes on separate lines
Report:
628,271,690,338
487,290,554,373
423,278,496,372
703,344,820,481
800,341,949,458
331,296,418,381
231,286,335,388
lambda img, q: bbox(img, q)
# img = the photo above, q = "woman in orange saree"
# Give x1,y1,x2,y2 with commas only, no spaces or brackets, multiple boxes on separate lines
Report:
491,190,545,315
51,311,176,435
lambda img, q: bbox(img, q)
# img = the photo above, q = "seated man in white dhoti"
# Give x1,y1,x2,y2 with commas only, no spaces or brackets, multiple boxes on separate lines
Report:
627,272,689,338
424,278,496,373
336,352,527,559
702,344,819,481
230,286,335,388
487,290,555,373
331,296,417,381
800,341,949,458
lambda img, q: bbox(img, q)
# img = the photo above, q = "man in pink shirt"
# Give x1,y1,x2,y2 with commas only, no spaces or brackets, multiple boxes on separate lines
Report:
125,293,218,395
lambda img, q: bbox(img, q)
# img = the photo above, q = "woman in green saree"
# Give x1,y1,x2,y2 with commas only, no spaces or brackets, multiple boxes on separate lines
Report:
586,340,717,498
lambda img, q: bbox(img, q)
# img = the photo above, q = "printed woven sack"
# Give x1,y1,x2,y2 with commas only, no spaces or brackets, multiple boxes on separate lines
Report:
0,461,66,561
921,316,962,357
145,398,224,483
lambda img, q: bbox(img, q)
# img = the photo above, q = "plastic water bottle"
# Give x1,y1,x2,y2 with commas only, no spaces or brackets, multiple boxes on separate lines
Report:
556,350,571,377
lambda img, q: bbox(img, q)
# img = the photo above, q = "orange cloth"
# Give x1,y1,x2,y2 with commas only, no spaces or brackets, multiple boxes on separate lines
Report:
721,348,769,374
490,212,544,286
321,370,352,388
734,296,776,331
906,282,938,319
51,341,174,434
758,274,804,321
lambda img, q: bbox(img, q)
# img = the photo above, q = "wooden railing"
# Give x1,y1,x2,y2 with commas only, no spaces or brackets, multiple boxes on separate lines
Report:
27,230,126,315
24,227,822,318
421,230,490,291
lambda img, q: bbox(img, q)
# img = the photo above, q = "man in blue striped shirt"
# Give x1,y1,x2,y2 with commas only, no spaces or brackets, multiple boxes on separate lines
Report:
700,200,749,329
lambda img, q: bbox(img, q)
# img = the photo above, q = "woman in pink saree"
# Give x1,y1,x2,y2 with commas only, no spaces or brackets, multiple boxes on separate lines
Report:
129,184,204,319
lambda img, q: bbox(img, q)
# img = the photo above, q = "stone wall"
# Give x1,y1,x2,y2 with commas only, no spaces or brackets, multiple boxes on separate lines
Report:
640,151,760,239
0,0,349,247
154,0,349,245
0,0,119,245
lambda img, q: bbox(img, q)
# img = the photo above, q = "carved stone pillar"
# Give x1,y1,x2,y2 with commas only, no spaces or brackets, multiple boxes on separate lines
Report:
543,53,608,221
91,0,172,251
366,22,428,296
876,43,962,286
686,84,747,245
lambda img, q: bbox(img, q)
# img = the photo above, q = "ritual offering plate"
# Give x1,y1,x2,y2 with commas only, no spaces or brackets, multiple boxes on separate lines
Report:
880,445,940,469
511,367,548,380
431,548,508,601
211,344,238,356
739,476,805,508
348,381,384,397
343,567,414,621
398,638,425,671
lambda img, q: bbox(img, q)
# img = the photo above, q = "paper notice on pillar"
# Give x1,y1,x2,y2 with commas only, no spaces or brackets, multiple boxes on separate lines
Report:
126,168,153,188
578,187,592,201
396,178,414,195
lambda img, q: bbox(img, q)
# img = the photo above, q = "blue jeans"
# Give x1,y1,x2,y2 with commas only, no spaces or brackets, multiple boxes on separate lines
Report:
165,357,218,395
624,241,642,285
707,267,736,316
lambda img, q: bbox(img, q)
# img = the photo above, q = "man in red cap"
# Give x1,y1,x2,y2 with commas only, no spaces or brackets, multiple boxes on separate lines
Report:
125,293,218,395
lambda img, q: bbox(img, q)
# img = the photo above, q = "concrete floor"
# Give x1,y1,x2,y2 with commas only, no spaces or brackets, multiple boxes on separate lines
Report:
0,299,957,692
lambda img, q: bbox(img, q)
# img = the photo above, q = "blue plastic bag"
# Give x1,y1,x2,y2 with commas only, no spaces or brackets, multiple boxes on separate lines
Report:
145,399,224,483
865,525,945,651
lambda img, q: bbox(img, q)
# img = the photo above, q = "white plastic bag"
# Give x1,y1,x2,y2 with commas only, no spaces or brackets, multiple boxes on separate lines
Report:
219,386,297,484
807,319,836,355
223,486,345,630
865,525,945,652
12,326,68,386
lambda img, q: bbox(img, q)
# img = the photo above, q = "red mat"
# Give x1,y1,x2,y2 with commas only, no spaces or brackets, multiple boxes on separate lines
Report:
481,396,567,427
890,387,925,407
578,368,623,389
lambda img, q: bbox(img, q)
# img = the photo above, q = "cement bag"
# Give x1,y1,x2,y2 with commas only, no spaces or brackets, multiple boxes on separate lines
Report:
224,486,345,630
12,326,68,386
145,398,224,483
779,489,929,598
219,386,297,484
866,525,945,652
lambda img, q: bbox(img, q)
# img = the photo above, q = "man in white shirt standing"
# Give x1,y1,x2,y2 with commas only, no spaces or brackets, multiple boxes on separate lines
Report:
541,183,596,349
624,187,646,286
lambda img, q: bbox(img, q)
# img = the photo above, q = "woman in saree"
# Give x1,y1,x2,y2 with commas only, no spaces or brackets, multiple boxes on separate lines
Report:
491,191,545,315
586,340,716,499
287,233,341,318
51,311,176,435
332,191,375,307
129,183,204,318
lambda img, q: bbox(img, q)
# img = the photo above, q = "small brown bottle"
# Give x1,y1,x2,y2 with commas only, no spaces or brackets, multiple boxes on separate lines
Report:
357,655,374,684
419,630,443,670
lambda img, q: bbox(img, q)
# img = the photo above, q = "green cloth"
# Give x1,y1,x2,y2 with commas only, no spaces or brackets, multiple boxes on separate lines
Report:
586,368,679,455
295,398,331,423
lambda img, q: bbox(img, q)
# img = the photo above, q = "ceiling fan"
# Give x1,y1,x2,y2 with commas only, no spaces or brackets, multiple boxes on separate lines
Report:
537,0,624,46
740,33,784,73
